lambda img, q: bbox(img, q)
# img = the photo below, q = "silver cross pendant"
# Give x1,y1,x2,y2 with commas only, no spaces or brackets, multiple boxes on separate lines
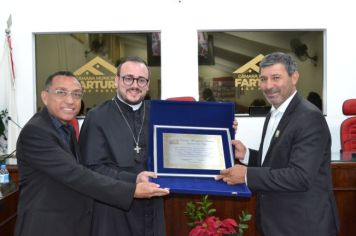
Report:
134,145,141,154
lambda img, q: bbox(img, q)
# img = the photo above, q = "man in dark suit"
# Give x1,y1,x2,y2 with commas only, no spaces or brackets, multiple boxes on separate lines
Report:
216,52,339,236
15,71,169,236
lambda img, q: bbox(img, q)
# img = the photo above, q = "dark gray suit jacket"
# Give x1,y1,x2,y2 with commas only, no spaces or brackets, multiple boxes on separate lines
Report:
15,108,136,236
247,93,339,236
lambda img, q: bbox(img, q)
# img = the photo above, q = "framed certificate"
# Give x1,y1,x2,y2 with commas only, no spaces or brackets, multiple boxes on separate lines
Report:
148,100,251,197
153,125,233,177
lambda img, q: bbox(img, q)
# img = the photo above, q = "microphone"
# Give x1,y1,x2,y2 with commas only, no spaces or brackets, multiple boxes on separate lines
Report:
7,116,22,129
0,149,16,162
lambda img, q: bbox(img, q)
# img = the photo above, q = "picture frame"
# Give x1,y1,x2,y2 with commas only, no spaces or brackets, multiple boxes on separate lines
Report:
147,32,161,66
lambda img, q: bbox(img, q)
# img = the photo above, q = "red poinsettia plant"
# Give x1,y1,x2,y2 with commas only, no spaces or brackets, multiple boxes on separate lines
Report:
185,195,251,236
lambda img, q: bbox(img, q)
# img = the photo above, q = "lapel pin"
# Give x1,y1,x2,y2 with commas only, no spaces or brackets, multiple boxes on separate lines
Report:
275,130,280,138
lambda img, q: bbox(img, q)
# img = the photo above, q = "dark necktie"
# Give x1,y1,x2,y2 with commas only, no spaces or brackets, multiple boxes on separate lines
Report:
62,124,78,161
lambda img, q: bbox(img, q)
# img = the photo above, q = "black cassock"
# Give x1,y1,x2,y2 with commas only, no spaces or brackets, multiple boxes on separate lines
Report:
79,97,165,236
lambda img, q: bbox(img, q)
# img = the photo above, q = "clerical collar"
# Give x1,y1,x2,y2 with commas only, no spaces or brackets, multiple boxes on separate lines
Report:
116,95,142,111
270,90,297,114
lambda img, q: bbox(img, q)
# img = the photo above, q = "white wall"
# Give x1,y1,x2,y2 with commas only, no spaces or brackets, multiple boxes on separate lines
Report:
1,0,356,157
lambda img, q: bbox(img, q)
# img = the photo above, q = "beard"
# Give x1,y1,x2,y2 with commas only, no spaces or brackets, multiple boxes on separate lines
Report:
119,88,145,105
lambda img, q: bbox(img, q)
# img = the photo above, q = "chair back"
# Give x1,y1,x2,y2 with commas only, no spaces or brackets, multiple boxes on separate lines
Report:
341,99,356,153
166,96,196,101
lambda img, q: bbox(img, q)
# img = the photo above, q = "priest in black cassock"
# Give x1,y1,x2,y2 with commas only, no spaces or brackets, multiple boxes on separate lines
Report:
79,56,166,236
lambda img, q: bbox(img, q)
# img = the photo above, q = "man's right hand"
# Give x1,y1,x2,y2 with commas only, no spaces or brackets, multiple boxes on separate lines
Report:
134,182,170,198
232,139,247,160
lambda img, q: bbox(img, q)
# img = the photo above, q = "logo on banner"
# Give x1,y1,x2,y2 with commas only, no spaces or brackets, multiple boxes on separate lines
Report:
233,54,264,91
74,56,116,93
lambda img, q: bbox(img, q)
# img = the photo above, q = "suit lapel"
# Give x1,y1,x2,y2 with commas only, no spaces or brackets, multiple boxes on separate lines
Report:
40,108,79,162
261,93,302,166
258,112,271,166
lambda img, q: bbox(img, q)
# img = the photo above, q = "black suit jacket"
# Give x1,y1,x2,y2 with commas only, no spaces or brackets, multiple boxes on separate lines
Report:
247,93,339,236
15,108,136,236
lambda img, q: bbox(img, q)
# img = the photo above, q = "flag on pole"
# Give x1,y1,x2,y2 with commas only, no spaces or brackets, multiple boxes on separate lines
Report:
0,16,19,160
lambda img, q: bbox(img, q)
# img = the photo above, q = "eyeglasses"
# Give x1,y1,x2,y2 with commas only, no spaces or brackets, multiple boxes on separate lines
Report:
120,75,149,87
46,89,83,100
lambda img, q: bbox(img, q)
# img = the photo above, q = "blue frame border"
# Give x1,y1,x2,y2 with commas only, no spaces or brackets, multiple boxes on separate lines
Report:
153,125,233,177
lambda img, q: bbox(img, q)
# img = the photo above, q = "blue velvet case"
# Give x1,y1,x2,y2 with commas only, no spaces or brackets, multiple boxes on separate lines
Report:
148,100,251,197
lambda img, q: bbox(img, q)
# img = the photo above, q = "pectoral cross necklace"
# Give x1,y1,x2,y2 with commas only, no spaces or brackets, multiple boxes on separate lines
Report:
113,98,145,154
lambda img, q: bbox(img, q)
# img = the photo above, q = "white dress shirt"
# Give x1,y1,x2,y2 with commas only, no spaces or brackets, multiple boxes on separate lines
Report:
239,91,297,184
261,108,282,164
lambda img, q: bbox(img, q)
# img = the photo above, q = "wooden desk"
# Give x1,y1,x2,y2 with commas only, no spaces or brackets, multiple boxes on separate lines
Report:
7,166,19,184
0,182,18,236
164,193,261,236
332,161,356,236
1,159,355,236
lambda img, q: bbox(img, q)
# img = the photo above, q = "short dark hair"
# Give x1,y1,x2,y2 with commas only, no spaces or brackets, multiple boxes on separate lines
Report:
44,71,79,90
116,56,151,79
307,91,323,111
202,88,215,101
259,52,298,76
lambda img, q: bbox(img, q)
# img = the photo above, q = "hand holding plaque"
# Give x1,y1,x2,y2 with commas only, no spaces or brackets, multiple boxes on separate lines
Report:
148,100,251,197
